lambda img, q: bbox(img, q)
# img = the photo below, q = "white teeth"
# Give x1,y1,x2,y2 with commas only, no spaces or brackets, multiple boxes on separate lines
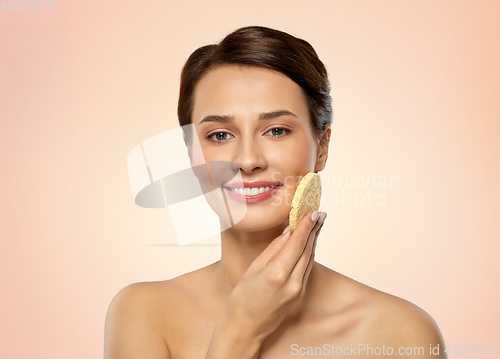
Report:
228,185,279,195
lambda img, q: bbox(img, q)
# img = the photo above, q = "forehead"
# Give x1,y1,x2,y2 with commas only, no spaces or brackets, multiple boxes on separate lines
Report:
192,65,309,122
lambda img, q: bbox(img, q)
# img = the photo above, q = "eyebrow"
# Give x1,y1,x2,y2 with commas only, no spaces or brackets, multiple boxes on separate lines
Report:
198,110,297,125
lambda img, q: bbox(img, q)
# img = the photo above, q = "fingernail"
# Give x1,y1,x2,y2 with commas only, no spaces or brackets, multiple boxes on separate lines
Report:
311,210,320,222
320,212,327,224
282,225,290,234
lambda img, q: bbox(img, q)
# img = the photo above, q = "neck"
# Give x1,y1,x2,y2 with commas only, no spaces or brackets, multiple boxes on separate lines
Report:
215,221,285,291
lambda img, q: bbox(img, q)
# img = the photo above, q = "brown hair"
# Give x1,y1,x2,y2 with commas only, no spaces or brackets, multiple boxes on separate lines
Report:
178,26,332,144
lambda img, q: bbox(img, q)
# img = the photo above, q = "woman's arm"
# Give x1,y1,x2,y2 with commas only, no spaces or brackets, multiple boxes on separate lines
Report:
205,210,327,358
204,310,265,359
104,283,171,359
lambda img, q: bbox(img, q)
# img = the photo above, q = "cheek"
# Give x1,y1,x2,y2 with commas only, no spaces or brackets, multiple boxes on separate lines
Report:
267,138,317,208
268,138,316,171
198,141,231,162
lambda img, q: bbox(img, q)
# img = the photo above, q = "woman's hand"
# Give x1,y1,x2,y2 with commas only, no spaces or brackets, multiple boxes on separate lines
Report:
228,209,326,338
205,210,327,358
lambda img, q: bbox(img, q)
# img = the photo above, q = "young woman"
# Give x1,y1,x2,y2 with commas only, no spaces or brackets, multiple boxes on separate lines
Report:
104,26,446,358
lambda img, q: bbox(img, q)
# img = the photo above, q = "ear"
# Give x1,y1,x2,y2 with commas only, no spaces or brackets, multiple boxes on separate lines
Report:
314,126,331,173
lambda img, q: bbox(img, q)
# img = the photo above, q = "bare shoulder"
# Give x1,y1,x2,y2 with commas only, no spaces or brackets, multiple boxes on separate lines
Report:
359,283,447,357
104,281,171,359
314,264,446,358
104,264,218,359
104,268,207,357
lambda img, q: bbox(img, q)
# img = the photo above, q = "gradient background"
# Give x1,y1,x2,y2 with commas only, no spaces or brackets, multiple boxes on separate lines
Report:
1,1,499,358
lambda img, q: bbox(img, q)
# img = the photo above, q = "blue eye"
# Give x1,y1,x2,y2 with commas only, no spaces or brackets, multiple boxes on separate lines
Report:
266,127,291,137
206,131,234,142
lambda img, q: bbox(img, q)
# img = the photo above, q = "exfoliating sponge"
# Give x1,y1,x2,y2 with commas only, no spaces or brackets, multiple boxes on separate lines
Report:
289,172,322,232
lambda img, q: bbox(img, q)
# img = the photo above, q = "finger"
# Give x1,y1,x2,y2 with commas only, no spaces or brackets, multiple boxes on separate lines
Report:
289,212,326,285
268,210,320,275
299,216,324,294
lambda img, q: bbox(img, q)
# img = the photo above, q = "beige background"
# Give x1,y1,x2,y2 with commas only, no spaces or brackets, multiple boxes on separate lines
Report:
1,1,499,358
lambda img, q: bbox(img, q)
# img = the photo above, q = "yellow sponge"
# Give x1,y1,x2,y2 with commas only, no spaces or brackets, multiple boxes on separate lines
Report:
289,172,322,232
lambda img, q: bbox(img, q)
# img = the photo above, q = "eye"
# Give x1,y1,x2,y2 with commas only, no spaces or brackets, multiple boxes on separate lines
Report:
206,131,234,142
265,127,291,138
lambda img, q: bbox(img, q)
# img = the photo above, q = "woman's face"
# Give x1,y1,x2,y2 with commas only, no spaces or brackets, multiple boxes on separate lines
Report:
191,65,327,231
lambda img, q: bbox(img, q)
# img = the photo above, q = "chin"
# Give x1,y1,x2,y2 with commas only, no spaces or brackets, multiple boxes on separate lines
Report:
231,208,289,232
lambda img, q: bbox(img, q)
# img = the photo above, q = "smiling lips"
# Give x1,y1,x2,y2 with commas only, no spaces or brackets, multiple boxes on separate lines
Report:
223,181,283,203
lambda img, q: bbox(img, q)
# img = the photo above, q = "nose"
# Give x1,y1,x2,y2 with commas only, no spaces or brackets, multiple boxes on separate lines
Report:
232,136,267,174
